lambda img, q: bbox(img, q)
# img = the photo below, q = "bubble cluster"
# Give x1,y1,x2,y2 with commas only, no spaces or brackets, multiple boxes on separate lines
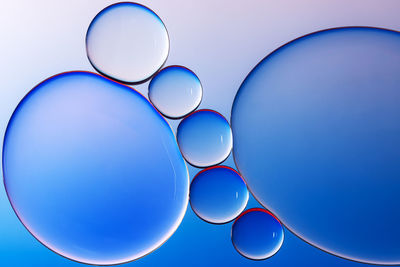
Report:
190,166,248,224
3,2,248,264
11,1,400,265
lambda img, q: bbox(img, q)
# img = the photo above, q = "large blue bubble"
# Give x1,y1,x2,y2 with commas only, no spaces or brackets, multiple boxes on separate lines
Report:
2,71,189,265
231,27,400,265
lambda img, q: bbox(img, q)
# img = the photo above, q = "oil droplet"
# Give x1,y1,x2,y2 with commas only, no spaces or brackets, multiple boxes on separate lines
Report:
177,109,232,167
231,27,400,264
148,65,202,119
190,166,248,224
86,2,169,84
231,208,284,260
2,71,189,265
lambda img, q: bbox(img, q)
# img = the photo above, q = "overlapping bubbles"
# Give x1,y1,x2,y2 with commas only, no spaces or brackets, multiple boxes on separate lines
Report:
3,1,400,266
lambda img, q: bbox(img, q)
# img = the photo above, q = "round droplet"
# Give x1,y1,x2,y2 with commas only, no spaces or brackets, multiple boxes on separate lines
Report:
177,109,232,167
86,2,169,84
3,71,188,265
231,208,284,260
148,66,202,119
190,166,248,224
231,27,400,264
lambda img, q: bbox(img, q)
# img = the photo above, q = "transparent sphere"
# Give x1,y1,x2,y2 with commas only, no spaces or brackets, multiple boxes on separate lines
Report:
86,2,169,84
231,27,400,264
149,66,202,119
177,109,233,168
231,208,284,260
3,71,189,265
190,166,248,224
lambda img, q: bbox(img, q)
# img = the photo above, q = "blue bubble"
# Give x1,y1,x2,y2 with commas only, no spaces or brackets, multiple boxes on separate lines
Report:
231,208,284,260
149,65,203,119
177,109,232,168
190,166,248,224
86,2,169,84
2,71,189,265
231,27,400,264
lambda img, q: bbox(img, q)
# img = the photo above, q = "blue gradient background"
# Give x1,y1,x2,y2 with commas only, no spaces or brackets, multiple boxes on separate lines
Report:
1,0,400,266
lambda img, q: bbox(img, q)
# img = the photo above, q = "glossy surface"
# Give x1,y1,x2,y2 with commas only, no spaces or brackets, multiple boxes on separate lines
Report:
190,166,248,224
231,208,284,260
3,71,189,265
149,66,202,119
86,2,169,83
231,27,400,264
177,110,232,168
4,1,400,267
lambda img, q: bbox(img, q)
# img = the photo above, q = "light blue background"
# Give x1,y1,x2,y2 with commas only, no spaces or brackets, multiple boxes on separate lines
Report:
1,0,399,266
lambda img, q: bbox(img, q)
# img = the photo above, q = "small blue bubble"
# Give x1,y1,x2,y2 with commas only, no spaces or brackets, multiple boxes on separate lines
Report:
149,65,203,119
231,208,284,260
190,166,248,224
177,109,233,168
86,2,169,84
2,71,189,265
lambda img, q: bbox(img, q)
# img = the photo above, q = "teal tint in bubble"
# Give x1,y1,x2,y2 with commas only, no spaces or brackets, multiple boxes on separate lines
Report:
190,166,248,224
231,27,400,264
86,2,169,84
2,71,189,265
231,208,284,260
177,109,233,168
148,66,203,119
